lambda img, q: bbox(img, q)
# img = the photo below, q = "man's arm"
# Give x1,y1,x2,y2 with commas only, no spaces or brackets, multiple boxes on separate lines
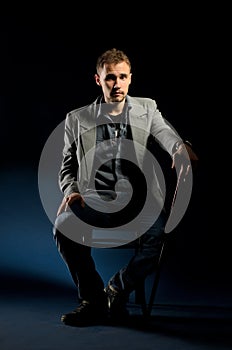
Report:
57,114,86,216
148,99,198,174
59,113,80,197
54,113,86,216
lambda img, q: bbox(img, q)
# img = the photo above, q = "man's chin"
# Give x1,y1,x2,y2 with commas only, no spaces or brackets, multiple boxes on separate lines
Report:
111,95,125,103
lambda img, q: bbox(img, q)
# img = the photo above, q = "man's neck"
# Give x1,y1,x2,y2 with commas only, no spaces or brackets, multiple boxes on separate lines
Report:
101,100,125,116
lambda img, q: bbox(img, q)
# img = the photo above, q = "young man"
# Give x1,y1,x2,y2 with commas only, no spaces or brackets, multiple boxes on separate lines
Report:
53,48,198,326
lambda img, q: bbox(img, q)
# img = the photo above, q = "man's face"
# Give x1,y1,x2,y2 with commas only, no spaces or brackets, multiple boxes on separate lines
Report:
95,62,132,103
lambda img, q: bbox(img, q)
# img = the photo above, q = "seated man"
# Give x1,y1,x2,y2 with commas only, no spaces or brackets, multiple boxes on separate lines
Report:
53,48,198,326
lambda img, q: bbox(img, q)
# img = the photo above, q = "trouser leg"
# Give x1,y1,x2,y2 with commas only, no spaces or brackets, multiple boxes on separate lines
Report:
108,210,167,293
53,209,106,302
54,230,105,302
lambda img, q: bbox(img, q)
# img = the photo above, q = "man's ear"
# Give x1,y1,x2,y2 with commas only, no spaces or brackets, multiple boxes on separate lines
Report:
94,74,101,86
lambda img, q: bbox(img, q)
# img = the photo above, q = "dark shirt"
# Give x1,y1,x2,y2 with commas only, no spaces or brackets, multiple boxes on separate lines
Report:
86,99,147,225
89,110,135,198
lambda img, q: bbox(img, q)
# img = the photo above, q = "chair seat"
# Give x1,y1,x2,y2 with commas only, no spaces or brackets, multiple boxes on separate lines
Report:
91,229,139,248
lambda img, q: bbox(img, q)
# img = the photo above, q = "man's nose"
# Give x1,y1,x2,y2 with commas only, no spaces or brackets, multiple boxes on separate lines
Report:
113,78,121,88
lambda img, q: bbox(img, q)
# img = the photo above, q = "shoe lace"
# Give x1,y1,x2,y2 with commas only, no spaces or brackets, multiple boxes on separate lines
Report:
76,300,90,312
105,285,119,297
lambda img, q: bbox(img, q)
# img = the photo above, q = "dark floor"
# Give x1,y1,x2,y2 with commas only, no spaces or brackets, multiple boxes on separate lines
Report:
1,254,232,350
1,280,232,350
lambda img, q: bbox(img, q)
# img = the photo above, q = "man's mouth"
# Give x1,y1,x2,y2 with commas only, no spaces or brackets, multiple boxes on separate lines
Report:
112,91,122,96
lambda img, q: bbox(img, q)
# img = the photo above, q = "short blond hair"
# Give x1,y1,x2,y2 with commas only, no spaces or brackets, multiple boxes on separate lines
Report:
96,48,131,74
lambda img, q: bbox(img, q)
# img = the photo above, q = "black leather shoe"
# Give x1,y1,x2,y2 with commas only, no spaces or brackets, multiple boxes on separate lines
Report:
61,300,108,326
104,285,129,320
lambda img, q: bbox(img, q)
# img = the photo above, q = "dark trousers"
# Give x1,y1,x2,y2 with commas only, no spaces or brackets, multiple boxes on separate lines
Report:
53,197,167,302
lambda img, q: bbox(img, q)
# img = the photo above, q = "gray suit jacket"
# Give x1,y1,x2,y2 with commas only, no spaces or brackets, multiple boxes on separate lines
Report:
59,95,182,209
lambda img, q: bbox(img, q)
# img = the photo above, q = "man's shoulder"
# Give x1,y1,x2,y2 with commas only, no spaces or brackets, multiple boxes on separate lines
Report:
127,95,157,109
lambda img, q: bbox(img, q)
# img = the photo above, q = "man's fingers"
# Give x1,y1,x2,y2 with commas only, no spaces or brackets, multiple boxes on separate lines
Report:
57,194,85,216
185,164,190,177
57,203,65,216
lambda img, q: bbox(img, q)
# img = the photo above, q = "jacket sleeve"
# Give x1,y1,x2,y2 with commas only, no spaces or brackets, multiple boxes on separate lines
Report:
58,113,80,197
149,99,183,156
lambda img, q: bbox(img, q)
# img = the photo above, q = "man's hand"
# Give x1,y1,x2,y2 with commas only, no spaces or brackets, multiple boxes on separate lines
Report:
171,142,199,177
57,192,85,216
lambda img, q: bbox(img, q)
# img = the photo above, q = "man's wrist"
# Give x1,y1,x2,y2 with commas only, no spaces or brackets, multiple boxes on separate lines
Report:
173,141,184,153
174,140,192,153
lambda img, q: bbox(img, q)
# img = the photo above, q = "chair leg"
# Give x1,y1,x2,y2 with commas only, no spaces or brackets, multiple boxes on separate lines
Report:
146,240,166,316
134,280,148,317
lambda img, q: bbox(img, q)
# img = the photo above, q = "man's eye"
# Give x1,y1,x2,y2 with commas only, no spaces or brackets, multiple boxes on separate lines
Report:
120,75,127,80
105,74,116,81
105,74,128,81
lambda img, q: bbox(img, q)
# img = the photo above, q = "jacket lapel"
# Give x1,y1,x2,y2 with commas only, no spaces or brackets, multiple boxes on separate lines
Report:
128,101,149,168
